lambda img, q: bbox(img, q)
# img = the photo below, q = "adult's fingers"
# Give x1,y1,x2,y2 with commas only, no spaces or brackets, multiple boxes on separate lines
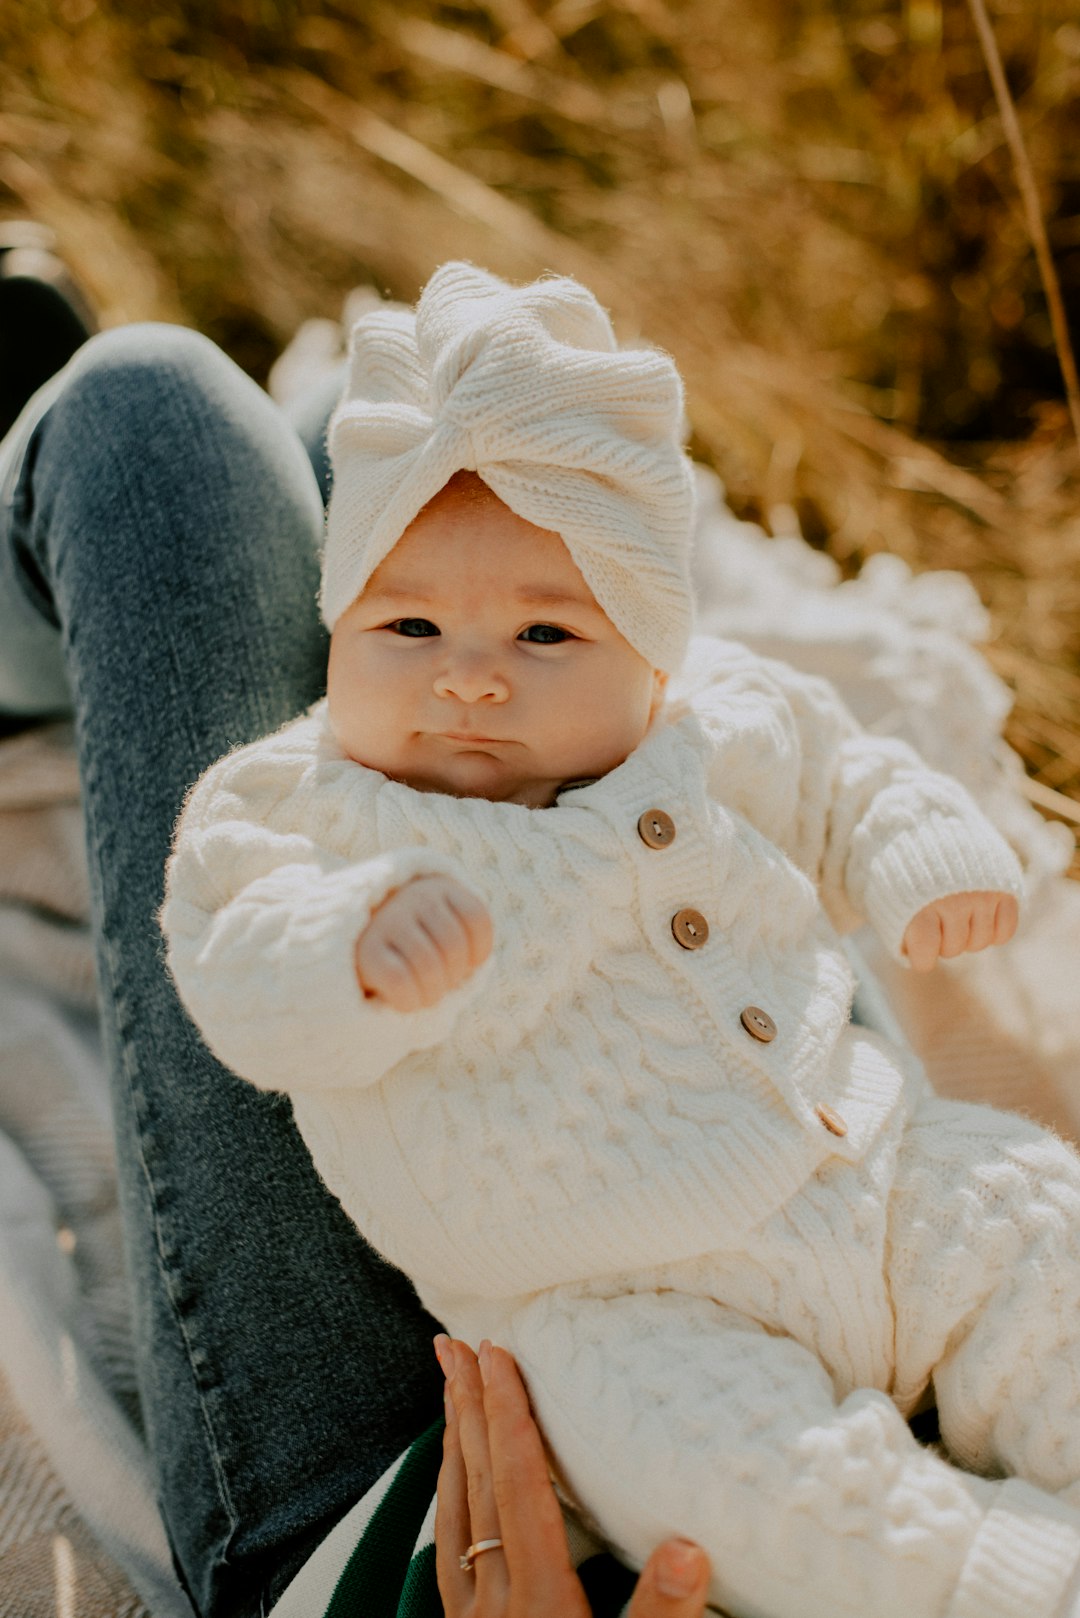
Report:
446,1340,510,1610
481,1344,592,1615
626,1539,711,1618
435,1378,476,1618
439,1341,707,1618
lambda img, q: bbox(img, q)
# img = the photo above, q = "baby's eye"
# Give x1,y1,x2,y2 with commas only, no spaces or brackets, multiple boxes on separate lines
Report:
519,624,573,644
388,618,439,637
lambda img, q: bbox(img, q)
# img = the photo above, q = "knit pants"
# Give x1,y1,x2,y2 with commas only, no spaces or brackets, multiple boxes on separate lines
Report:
497,1090,1080,1618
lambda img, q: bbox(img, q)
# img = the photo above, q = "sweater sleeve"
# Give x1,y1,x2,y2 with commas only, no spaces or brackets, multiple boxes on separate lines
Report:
822,721,1025,960
709,648,1026,962
159,734,490,1094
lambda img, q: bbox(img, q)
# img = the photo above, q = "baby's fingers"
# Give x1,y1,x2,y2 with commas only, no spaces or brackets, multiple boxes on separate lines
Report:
627,1540,711,1618
444,885,494,973
424,890,490,990
902,907,942,973
993,893,1019,946
937,899,972,960
394,913,461,1005
965,897,998,954
355,935,429,1012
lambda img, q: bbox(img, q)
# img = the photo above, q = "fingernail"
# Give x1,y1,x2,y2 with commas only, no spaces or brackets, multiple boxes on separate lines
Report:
433,1333,453,1377
478,1340,492,1385
655,1539,705,1598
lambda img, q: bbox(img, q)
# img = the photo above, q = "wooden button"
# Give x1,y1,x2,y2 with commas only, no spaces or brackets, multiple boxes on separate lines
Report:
815,1102,848,1138
637,808,676,848
740,1005,777,1043
671,908,709,950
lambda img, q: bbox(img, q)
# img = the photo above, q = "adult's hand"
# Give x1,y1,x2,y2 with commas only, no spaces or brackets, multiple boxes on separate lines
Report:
434,1335,711,1617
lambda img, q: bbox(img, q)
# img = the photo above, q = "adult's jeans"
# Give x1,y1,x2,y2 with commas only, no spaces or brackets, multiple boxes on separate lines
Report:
0,325,442,1618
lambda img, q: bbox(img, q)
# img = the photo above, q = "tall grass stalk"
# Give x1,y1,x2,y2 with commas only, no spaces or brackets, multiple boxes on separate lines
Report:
965,0,1080,450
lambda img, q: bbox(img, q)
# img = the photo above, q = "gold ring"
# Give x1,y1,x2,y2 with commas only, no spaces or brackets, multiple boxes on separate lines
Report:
460,1537,504,1572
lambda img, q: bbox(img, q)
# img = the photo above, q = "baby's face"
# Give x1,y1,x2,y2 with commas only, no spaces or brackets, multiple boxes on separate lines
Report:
327,474,665,807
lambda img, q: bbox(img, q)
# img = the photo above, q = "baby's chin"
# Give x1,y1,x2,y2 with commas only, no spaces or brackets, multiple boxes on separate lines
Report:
342,744,563,806
411,763,564,808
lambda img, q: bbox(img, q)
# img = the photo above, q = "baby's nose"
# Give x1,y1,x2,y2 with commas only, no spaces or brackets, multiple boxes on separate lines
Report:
433,655,509,702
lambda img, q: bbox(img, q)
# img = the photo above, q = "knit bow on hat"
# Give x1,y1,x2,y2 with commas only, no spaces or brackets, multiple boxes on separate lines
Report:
320,262,695,672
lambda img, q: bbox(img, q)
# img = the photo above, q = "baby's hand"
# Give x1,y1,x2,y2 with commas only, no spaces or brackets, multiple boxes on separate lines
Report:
354,874,493,1012
901,890,1018,973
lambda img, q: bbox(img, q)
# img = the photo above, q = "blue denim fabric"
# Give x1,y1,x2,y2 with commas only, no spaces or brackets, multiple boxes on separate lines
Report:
0,326,442,1618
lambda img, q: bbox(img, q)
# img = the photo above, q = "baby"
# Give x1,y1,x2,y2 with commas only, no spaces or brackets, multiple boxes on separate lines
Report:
161,263,1080,1618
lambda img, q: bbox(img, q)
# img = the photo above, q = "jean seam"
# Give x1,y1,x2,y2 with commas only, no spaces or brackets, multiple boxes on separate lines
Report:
90,776,243,1559
68,375,246,1579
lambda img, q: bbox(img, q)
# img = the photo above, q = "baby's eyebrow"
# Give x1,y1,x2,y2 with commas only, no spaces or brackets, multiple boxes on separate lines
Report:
514,585,602,611
361,583,433,603
364,581,601,612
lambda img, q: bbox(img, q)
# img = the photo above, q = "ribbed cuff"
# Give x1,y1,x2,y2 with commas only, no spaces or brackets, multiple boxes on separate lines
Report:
862,812,1024,962
947,1479,1080,1618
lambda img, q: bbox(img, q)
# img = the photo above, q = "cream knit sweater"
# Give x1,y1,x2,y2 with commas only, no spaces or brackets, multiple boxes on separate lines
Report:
161,636,1080,1618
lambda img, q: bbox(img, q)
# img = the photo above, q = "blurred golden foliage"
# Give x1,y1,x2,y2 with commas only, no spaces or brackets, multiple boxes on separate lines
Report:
1,0,1078,864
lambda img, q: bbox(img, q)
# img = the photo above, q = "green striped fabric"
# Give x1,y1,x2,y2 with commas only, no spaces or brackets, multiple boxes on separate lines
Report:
323,1421,443,1618
322,1421,637,1618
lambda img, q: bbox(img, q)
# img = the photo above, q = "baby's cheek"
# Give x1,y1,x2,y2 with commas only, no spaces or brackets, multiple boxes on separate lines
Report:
327,693,390,771
564,679,651,768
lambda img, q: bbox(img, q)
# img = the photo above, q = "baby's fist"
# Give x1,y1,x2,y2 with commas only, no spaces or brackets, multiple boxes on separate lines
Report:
902,890,1018,973
355,874,493,1012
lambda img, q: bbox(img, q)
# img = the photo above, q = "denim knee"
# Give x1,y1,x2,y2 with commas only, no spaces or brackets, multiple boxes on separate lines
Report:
5,315,327,753
21,320,324,605
0,329,226,708
62,321,241,395
39,323,289,488
46,323,238,444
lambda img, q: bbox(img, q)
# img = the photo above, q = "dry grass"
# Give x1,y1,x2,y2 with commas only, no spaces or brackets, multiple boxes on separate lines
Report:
2,0,1078,870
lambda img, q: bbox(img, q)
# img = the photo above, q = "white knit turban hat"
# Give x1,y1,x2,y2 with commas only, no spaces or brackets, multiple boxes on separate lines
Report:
320,262,695,672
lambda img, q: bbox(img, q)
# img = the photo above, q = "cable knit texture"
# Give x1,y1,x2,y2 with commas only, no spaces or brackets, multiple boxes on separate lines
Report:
320,262,695,671
154,633,1080,1618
